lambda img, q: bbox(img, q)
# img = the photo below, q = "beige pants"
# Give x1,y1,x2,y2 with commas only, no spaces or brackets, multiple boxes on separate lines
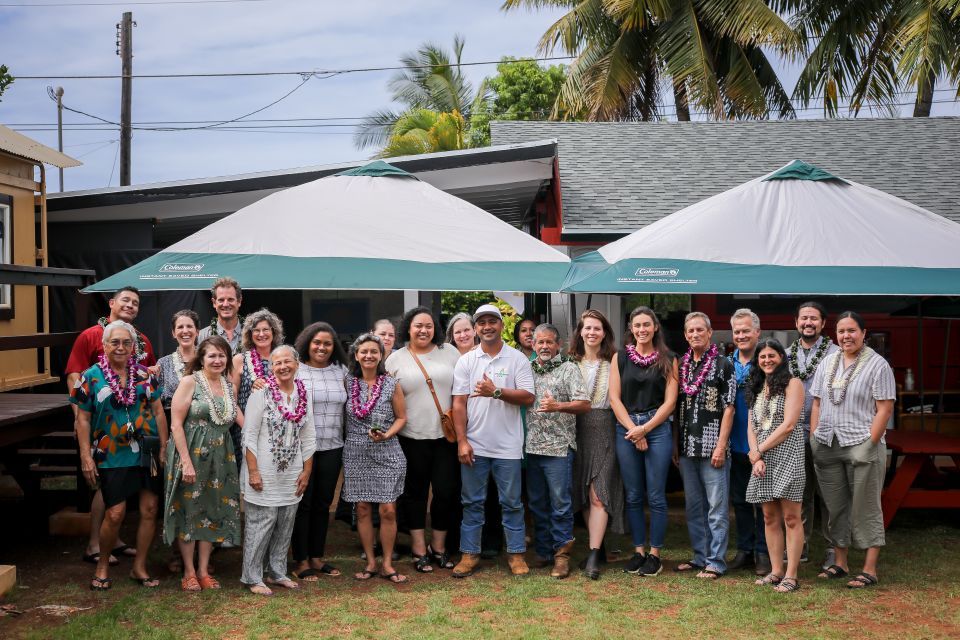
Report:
811,436,886,550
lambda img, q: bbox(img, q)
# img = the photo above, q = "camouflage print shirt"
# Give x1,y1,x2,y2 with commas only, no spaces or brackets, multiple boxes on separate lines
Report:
526,357,589,457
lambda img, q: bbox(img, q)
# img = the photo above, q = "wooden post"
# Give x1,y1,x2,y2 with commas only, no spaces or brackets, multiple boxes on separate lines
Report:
119,12,133,186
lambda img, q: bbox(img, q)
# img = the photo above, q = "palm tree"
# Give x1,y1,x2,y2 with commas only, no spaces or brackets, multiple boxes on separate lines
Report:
354,36,482,151
376,109,467,158
786,0,960,117
502,0,799,121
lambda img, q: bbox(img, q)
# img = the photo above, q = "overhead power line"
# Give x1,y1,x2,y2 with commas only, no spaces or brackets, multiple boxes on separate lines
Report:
0,1,271,6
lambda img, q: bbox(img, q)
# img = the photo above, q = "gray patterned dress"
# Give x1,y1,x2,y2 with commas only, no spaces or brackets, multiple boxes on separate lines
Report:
746,391,805,503
342,374,406,503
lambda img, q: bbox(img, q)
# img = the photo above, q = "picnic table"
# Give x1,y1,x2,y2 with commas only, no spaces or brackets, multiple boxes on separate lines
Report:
0,394,72,448
881,430,960,527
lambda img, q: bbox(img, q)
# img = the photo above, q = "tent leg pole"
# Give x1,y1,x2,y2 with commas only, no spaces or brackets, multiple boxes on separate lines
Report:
937,320,951,433
918,301,925,431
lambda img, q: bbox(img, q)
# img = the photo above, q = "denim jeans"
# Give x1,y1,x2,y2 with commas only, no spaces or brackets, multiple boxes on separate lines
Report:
526,450,575,558
615,410,673,549
679,455,730,573
730,451,768,555
460,456,526,554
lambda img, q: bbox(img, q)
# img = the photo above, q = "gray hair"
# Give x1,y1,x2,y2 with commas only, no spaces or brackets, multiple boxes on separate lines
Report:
269,344,299,363
241,308,285,352
533,322,560,342
101,320,137,344
684,312,712,331
445,312,473,344
730,308,761,330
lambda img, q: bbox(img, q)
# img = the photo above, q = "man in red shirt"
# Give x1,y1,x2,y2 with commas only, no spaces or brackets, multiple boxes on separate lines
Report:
66,286,156,566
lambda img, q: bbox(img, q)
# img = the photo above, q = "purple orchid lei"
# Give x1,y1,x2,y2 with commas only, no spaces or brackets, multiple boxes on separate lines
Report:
98,353,138,406
267,376,308,424
679,343,719,396
626,344,660,368
350,374,386,420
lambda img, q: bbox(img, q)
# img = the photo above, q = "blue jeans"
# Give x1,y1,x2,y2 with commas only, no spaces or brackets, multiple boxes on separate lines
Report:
730,451,768,555
615,411,673,549
679,455,730,573
526,450,575,558
460,456,526,554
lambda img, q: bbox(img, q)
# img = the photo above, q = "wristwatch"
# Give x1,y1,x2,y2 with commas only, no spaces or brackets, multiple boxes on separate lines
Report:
492,387,503,400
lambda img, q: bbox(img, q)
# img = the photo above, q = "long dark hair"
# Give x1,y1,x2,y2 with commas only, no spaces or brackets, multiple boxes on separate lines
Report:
399,306,445,349
348,333,387,378
625,306,673,380
186,336,234,376
569,309,616,361
836,310,865,330
294,321,348,367
746,339,792,405
513,317,536,346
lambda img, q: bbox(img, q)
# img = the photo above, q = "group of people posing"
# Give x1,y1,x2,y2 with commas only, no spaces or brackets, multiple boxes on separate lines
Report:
66,277,895,595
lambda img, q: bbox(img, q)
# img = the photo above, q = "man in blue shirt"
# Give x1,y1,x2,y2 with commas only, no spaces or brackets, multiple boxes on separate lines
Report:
728,308,770,576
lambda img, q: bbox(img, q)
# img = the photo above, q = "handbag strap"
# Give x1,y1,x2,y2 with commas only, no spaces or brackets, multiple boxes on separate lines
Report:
410,350,446,419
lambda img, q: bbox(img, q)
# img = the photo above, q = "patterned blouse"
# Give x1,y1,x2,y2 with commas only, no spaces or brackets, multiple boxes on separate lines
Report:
526,358,589,457
676,352,737,459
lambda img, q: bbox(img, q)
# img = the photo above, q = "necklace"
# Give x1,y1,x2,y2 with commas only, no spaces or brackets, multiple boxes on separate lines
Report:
350,374,386,419
247,349,271,381
754,384,775,432
679,344,719,396
98,353,137,406
826,348,871,405
209,315,243,339
267,377,308,424
194,372,236,425
531,354,568,375
172,348,188,380
789,337,832,380
578,359,608,406
625,344,659,368
99,317,147,362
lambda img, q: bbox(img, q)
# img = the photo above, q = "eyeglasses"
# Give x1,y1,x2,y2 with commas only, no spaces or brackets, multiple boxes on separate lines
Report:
107,339,134,348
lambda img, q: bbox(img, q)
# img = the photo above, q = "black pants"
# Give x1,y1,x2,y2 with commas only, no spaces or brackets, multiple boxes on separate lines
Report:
397,436,461,533
730,451,768,555
291,447,343,561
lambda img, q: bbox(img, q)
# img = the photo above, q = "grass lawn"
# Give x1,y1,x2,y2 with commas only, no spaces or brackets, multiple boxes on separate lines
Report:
1,508,958,639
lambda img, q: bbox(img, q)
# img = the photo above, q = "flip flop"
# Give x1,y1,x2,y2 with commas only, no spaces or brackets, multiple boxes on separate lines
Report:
112,544,138,558
696,568,722,580
847,572,879,589
354,569,376,581
82,552,119,567
674,561,704,572
292,568,320,582
817,564,849,580
316,563,341,576
380,571,408,584
90,576,112,591
130,574,160,588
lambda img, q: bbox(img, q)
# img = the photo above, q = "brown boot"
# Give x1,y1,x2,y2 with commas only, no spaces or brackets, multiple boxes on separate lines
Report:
452,553,480,578
550,540,575,579
507,553,529,576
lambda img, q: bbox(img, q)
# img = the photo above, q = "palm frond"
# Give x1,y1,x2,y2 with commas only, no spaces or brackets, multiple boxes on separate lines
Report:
353,108,403,150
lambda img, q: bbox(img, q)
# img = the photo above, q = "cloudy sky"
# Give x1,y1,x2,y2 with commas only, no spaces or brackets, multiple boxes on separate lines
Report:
1,0,956,192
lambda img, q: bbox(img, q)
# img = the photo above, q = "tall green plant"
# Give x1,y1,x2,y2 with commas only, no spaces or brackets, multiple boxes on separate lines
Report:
0,65,13,102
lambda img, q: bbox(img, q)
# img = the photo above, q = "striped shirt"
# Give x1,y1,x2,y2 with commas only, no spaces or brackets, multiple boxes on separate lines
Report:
297,362,347,452
811,347,896,447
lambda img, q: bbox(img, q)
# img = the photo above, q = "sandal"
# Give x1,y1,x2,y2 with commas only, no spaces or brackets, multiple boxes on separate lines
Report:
89,576,112,591
316,563,341,576
181,576,201,592
413,554,434,573
817,565,849,580
696,568,722,580
354,568,376,581
775,578,801,593
248,583,273,596
428,545,455,570
112,544,138,558
847,572,879,589
129,574,160,588
292,568,320,582
380,571,409,584
197,575,220,590
755,573,783,586
82,552,119,567
674,561,705,573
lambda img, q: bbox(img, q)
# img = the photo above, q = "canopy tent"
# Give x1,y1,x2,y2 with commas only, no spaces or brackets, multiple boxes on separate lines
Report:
561,160,960,295
85,161,570,293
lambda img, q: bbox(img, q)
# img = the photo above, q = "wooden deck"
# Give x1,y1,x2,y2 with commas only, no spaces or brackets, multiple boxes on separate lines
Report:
0,394,73,448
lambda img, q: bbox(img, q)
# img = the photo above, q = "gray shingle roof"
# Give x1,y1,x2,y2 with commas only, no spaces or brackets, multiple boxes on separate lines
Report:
490,118,960,238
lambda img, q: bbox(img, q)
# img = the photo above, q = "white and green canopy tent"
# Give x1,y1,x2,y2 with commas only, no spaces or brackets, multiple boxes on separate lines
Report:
85,161,570,293
562,160,960,295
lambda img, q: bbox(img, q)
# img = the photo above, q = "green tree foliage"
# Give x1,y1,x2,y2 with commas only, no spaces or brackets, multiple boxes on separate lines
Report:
503,0,799,121
783,0,960,117
469,58,568,147
378,109,467,157
442,291,496,317
0,65,13,102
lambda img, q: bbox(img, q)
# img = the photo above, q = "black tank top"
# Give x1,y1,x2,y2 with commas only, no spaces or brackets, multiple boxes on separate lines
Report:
617,347,674,414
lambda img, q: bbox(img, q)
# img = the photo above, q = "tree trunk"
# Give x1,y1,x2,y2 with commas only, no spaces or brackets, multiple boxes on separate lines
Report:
913,69,935,117
673,81,691,121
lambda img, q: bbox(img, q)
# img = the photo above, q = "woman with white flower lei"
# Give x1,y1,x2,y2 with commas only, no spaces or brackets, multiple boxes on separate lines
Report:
744,339,806,593
163,335,241,592
240,345,316,596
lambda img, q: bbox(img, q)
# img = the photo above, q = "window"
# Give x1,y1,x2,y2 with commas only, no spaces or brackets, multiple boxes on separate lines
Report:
0,195,11,312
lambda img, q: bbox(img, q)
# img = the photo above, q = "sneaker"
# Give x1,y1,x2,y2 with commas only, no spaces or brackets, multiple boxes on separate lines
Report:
623,552,646,574
638,554,662,576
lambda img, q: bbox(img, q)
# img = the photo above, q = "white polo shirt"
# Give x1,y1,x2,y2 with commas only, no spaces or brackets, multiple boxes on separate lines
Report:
453,341,535,460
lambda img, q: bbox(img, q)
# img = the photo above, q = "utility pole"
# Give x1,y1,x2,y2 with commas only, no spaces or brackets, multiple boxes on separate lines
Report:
117,12,134,186
55,86,64,192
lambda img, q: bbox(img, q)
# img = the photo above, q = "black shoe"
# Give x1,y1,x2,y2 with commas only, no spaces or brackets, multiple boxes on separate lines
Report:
583,548,602,580
623,552,646,574
754,552,772,577
728,550,754,571
580,542,609,569
638,554,662,577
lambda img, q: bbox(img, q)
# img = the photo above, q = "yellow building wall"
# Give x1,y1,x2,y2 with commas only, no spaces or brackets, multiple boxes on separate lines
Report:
0,155,46,391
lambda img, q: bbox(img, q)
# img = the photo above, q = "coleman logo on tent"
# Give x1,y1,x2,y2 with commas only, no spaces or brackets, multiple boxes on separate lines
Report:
635,267,679,277
159,263,205,273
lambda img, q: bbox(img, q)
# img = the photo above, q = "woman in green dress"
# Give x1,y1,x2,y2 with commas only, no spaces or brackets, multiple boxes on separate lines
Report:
164,335,242,591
